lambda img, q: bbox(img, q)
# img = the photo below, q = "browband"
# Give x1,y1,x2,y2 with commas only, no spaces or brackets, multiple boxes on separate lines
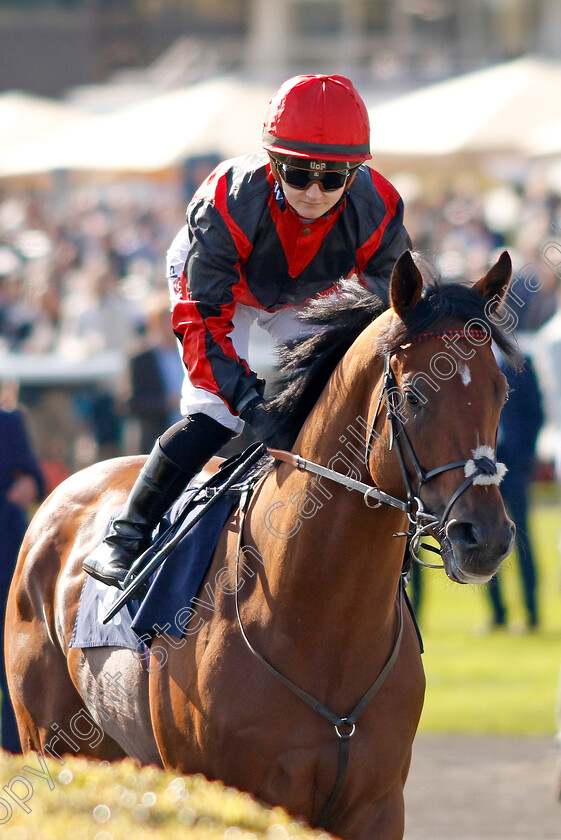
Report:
404,327,489,346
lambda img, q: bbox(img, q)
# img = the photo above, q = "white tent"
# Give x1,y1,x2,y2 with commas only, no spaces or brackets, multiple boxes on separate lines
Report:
525,117,561,157
0,91,86,151
0,77,274,176
368,56,561,162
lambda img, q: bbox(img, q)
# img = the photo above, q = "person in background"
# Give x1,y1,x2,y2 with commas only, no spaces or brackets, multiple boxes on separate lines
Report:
127,292,184,454
485,349,544,630
59,262,145,461
84,73,411,589
532,275,561,790
533,275,561,498
0,390,45,752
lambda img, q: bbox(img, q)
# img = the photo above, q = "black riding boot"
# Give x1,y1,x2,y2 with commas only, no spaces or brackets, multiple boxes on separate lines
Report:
83,413,233,588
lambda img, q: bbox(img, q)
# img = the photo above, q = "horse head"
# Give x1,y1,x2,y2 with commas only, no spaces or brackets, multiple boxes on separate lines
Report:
367,250,516,584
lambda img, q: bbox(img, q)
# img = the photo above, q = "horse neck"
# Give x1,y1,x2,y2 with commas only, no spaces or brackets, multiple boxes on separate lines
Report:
255,327,407,644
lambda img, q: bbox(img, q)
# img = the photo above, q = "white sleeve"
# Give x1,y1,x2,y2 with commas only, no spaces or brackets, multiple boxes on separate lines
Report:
166,224,191,302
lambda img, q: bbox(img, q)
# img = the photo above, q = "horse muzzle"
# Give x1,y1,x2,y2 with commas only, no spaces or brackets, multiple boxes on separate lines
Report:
440,514,516,584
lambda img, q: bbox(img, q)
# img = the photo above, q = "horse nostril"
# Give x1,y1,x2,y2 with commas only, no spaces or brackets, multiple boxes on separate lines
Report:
446,519,481,550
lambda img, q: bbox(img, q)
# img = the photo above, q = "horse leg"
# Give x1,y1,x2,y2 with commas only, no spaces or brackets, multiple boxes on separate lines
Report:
5,606,125,760
5,537,126,762
325,742,413,840
333,782,406,840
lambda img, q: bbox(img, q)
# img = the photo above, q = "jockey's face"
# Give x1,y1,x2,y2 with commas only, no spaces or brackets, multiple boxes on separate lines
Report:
271,158,358,220
281,179,346,219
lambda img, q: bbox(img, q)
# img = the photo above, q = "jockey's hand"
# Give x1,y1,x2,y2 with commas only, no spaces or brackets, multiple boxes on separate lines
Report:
240,397,269,440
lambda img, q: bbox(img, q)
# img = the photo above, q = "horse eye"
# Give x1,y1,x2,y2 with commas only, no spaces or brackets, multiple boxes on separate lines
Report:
503,388,511,405
404,389,421,407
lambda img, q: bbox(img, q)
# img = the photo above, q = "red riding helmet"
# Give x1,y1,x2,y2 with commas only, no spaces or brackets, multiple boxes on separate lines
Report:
262,74,371,164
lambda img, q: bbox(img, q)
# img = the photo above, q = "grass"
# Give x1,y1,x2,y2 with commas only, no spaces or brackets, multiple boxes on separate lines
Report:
414,484,561,735
0,754,330,839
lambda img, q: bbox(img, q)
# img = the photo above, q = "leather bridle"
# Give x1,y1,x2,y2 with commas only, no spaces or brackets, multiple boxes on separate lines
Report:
271,332,506,571
367,335,506,568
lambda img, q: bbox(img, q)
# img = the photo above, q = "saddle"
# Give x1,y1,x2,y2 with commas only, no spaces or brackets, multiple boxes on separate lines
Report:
70,442,266,651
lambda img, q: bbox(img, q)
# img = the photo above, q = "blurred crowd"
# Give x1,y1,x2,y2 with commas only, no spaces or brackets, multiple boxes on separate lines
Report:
0,178,189,487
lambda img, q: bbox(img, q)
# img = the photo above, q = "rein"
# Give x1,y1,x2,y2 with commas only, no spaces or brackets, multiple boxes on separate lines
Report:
267,448,409,512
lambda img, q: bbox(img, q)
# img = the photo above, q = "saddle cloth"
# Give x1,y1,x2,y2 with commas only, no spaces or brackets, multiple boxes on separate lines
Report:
70,482,238,651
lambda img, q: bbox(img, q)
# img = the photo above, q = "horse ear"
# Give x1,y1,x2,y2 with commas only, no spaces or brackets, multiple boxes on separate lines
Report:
473,251,512,303
390,251,423,316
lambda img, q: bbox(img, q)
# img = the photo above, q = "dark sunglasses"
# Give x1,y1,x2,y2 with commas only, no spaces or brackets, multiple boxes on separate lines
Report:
276,163,353,192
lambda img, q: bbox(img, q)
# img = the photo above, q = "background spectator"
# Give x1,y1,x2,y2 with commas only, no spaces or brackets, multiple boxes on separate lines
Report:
486,349,544,631
0,385,45,752
57,260,145,460
127,292,183,453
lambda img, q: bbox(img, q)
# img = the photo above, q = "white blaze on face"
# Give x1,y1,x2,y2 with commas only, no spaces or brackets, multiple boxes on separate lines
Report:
458,362,471,386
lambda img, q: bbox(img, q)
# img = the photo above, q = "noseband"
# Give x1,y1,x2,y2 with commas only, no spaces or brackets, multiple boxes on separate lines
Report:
270,328,507,571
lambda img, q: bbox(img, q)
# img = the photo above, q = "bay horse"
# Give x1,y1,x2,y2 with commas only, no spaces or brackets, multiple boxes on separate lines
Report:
5,251,518,840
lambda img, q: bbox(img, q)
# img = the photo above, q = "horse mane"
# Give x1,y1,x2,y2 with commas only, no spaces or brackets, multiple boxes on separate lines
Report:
263,258,521,452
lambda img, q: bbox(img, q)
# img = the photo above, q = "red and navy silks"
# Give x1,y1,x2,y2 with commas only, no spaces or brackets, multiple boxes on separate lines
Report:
170,152,411,416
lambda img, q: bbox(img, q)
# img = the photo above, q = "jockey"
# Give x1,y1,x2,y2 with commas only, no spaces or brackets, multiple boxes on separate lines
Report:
84,73,411,589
